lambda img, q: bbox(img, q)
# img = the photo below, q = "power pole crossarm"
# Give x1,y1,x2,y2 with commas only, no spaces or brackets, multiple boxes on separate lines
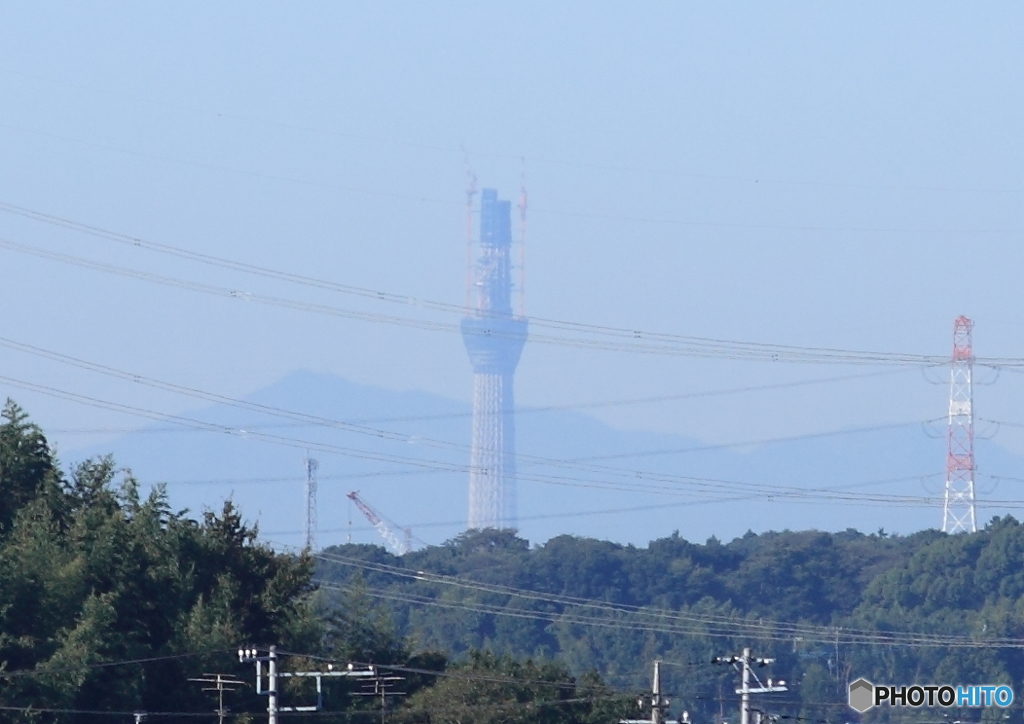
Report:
239,645,378,719
188,673,246,724
621,662,687,724
713,648,787,724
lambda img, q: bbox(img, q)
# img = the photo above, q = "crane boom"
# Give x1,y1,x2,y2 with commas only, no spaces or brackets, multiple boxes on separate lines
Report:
346,491,410,555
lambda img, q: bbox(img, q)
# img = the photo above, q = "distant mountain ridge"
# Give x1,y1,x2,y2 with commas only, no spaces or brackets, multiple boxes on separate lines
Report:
64,370,1024,549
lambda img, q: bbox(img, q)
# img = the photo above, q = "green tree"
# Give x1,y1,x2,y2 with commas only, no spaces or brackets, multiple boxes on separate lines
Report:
398,650,630,724
0,402,319,722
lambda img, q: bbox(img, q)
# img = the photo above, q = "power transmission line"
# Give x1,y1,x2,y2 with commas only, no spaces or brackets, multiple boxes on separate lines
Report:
265,470,947,538
0,336,957,507
312,553,1024,648
8,202,1024,365
312,576,1014,650
39,366,921,436
1,365,965,514
0,649,235,679
0,334,937,468
8,368,966,510
0,232,951,364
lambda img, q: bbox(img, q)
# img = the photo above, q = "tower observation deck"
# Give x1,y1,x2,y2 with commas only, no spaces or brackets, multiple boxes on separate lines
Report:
461,188,527,530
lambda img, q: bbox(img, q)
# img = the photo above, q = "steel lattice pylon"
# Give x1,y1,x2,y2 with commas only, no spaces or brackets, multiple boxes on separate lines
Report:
942,316,977,534
304,455,318,550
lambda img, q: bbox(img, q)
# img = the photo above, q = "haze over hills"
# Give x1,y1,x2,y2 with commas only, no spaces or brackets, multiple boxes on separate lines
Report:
61,370,1024,550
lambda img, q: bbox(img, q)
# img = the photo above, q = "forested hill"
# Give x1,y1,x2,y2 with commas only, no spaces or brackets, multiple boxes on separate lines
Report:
6,400,1024,723
318,527,936,651
0,402,631,724
318,522,1024,721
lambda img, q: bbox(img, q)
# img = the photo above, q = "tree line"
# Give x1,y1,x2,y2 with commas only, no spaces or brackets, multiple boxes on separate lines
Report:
319,512,1024,723
4,400,1023,724
0,402,627,724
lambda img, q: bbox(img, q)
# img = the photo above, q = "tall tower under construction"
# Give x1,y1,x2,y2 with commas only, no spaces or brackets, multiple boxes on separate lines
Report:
942,316,977,534
461,188,528,530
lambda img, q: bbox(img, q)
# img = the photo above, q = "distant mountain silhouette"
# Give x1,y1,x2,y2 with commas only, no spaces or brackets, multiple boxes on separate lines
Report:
64,370,1024,549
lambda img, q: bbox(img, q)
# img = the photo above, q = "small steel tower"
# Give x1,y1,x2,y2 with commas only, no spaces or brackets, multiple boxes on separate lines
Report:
304,455,319,550
942,316,977,534
461,188,528,530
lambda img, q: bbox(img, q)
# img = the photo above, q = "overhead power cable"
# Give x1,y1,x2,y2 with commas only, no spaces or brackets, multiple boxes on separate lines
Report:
313,554,1024,649
0,707,212,718
269,471,948,536
0,643,630,710
0,701,639,719
286,651,583,690
6,202,1018,365
0,335,982,513
0,368,962,513
0,335,951,505
0,649,234,680
44,366,918,433
143,469,444,487
0,231,933,364
2,334,923,462
316,552,958,649
0,372,466,472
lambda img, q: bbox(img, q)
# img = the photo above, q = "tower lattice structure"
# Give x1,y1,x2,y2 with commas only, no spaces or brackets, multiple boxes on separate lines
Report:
304,455,319,550
942,316,977,534
461,188,527,530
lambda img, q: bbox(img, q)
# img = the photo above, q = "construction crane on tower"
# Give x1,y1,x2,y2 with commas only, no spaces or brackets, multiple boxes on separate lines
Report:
346,491,412,556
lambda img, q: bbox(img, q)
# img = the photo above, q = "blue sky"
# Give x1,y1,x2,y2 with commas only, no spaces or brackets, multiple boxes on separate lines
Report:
2,3,1024,540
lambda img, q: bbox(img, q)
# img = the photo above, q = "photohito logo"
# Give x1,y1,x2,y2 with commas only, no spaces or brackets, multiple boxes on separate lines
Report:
848,678,1014,713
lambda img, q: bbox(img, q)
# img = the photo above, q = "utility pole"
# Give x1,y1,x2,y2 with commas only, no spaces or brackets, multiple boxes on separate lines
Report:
240,646,377,722
268,645,278,724
713,648,787,724
189,673,246,724
354,671,406,724
741,647,749,724
621,662,688,724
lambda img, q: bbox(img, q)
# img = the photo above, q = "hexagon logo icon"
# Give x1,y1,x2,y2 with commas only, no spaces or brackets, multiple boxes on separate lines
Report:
849,678,874,713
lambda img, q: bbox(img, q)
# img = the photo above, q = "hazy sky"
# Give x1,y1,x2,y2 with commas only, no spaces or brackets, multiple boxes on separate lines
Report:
2,4,1024,535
